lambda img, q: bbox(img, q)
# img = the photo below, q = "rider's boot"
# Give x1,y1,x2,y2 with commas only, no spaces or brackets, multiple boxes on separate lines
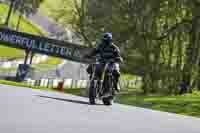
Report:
114,83,120,92
114,78,120,92
113,69,121,92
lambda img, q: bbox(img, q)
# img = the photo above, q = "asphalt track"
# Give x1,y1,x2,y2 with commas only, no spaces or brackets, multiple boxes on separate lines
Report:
0,84,200,133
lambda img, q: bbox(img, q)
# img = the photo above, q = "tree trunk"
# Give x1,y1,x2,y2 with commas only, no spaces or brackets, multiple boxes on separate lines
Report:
24,50,30,65
5,0,15,26
141,75,148,94
197,58,200,90
181,16,200,94
29,52,35,65
16,13,22,31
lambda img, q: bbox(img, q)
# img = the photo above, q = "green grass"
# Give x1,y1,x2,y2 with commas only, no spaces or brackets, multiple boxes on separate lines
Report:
0,80,53,91
39,0,74,24
0,46,24,59
32,57,63,72
121,73,137,80
44,57,63,65
0,3,47,59
0,67,17,73
64,88,83,96
115,90,200,118
0,79,82,97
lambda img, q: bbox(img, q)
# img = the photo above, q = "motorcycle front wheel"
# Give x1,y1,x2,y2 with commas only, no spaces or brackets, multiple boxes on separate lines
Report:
89,80,97,105
102,75,114,106
102,96,113,106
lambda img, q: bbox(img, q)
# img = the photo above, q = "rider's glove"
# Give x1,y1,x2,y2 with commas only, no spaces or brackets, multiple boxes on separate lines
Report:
115,57,123,63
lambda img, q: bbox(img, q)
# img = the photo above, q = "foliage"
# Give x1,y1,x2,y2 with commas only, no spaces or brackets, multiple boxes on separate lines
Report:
13,0,44,16
39,0,75,28
4,0,44,30
49,0,200,94
0,3,45,33
16,0,200,95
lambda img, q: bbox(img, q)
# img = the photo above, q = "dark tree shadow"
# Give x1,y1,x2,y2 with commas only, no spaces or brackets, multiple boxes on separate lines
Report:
36,95,102,105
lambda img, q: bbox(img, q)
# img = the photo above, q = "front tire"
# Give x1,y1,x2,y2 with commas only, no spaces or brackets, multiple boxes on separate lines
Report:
89,80,97,105
102,96,113,106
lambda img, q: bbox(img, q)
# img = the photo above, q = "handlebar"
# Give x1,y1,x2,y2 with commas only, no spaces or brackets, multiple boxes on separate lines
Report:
84,55,122,63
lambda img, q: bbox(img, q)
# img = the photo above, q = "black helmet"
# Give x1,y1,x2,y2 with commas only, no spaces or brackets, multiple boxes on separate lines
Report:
102,32,112,42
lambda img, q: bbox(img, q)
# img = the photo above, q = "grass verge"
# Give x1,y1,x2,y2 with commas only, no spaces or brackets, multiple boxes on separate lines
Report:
0,79,81,96
32,57,63,72
0,80,52,91
116,91,200,118
121,73,137,80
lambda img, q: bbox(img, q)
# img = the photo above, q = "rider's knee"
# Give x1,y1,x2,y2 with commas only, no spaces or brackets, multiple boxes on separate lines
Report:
113,69,120,78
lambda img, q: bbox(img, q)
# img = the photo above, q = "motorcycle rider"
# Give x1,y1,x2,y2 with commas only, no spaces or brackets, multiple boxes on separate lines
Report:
85,32,123,93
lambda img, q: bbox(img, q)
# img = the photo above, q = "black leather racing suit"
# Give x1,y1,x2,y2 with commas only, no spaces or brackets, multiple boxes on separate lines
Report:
86,41,122,91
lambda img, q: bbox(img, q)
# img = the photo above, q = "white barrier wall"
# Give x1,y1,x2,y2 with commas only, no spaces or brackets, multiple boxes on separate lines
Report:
24,78,142,89
0,55,48,69
63,79,72,87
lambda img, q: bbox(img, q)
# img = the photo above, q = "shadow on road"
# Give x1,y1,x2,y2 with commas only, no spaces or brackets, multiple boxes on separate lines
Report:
36,95,102,105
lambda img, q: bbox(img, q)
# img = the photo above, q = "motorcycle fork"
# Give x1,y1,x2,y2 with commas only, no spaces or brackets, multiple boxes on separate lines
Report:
100,63,111,94
96,64,107,97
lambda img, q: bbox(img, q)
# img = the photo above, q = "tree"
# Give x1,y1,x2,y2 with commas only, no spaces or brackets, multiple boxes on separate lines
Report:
13,0,44,30
4,0,15,26
48,0,200,94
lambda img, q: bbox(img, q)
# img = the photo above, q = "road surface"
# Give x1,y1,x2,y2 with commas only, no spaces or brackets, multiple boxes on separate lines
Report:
0,84,200,133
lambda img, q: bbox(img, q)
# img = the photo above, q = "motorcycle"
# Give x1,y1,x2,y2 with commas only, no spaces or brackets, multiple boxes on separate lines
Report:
88,58,116,105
